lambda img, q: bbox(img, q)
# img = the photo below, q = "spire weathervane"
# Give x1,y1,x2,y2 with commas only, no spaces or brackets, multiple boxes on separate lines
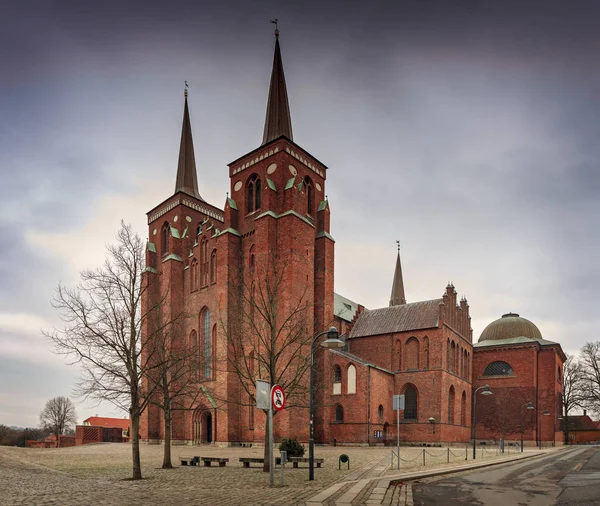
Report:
270,18,279,36
396,240,400,253
184,81,188,98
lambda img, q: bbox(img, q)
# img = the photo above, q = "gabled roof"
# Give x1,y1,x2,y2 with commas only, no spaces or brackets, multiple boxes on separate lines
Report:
329,349,393,375
334,292,359,323
83,417,130,430
349,299,441,338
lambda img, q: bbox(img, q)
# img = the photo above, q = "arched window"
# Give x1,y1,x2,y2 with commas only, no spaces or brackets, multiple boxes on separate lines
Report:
200,309,211,379
483,361,514,377
403,385,417,420
333,365,342,383
448,386,455,423
196,224,202,237
161,222,170,256
335,404,344,423
211,324,217,377
200,237,208,286
461,391,466,425
190,330,198,379
249,245,255,275
247,174,261,213
248,394,254,430
395,339,401,370
378,405,384,423
423,336,430,369
305,176,314,215
405,337,420,370
190,259,198,291
447,339,451,371
463,349,467,378
347,364,356,394
450,341,456,373
210,249,217,284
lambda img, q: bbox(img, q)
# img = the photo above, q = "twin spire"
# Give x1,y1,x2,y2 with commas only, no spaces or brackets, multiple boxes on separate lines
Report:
389,243,407,306
174,27,294,198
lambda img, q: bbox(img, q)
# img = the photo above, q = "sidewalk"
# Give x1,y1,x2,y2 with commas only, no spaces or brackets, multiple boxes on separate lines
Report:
304,447,562,506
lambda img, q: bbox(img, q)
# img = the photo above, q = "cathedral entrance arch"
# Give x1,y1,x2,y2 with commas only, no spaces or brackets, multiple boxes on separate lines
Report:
192,408,214,445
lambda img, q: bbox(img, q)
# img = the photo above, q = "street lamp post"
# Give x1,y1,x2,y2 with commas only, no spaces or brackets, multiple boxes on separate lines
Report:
539,410,550,449
472,385,493,459
521,402,535,452
309,326,345,481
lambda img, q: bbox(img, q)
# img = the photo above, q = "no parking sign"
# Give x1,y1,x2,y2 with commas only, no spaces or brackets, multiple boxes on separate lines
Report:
271,385,285,411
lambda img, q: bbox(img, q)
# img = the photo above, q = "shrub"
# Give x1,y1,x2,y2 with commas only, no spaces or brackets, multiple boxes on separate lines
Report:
278,437,305,457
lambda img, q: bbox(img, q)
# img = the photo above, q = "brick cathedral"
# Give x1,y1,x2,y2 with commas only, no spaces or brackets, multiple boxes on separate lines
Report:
140,31,566,447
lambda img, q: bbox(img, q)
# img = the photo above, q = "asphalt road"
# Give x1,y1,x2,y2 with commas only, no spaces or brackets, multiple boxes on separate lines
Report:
412,446,600,506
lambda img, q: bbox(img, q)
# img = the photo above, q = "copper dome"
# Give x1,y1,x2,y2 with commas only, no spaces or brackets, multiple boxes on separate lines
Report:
478,313,543,342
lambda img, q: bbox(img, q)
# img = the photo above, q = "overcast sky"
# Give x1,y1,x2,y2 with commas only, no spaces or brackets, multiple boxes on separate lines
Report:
2,0,599,427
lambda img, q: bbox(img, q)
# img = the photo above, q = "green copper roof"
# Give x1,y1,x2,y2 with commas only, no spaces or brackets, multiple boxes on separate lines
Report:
162,253,183,263
144,266,158,274
266,178,277,191
227,197,238,210
215,227,241,237
181,225,188,239
317,200,328,212
147,242,156,253
474,336,559,348
255,209,314,228
285,176,296,190
170,227,180,239
296,181,304,191
316,230,335,241
201,385,218,408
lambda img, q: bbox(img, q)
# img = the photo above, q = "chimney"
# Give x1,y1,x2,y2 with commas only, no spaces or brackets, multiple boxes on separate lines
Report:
584,409,587,417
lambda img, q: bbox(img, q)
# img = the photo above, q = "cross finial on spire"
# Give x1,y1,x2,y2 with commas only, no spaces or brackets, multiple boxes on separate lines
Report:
184,81,188,98
270,18,279,37
396,240,400,253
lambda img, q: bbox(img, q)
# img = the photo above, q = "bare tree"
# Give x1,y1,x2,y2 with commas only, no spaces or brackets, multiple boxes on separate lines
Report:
44,221,176,480
39,396,77,445
561,354,586,444
219,252,320,472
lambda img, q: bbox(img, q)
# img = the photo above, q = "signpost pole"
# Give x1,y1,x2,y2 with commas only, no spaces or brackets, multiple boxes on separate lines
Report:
269,390,274,487
397,406,400,470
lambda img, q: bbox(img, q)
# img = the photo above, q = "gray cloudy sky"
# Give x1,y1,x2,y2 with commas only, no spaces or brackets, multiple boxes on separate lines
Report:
2,0,599,427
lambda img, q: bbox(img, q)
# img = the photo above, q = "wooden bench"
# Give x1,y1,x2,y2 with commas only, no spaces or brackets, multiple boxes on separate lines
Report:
201,457,229,467
180,456,200,466
239,457,282,468
288,457,324,468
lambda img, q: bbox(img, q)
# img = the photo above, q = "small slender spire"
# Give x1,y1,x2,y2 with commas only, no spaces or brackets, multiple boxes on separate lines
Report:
262,22,293,145
175,83,202,200
389,241,407,307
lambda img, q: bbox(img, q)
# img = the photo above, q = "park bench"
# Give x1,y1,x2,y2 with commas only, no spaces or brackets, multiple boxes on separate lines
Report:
180,456,200,466
201,457,229,467
239,457,282,468
288,457,324,468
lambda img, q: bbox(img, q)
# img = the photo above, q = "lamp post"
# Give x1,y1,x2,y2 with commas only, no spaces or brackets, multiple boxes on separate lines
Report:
309,326,345,481
539,410,550,449
521,402,535,452
556,416,563,447
472,385,493,459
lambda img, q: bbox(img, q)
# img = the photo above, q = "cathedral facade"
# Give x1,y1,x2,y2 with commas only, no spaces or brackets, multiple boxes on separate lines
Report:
140,32,565,447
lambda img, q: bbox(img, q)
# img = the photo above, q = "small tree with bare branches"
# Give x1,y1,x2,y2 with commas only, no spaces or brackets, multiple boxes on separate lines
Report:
561,354,586,444
219,251,320,472
39,396,77,445
44,221,180,480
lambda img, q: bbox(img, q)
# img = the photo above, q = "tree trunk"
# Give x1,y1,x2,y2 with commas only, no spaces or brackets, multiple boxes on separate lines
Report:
564,414,569,445
131,414,143,480
263,410,270,473
162,405,173,469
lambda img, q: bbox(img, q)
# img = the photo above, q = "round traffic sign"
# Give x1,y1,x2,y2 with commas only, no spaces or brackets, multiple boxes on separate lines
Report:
271,385,285,411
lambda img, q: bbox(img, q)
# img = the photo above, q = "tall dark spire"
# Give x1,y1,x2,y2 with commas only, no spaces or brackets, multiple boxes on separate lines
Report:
389,242,407,306
175,87,201,200
262,27,293,145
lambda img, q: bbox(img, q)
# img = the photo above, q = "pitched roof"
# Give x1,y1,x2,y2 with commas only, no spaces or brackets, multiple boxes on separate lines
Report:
349,299,441,338
174,92,202,200
334,292,359,323
389,251,406,306
473,336,559,348
83,417,130,430
262,32,293,145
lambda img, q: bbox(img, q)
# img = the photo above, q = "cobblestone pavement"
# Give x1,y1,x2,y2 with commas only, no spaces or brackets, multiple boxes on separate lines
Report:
0,443,550,506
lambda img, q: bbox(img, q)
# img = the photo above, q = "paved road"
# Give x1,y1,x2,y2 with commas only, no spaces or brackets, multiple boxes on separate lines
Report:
412,446,600,506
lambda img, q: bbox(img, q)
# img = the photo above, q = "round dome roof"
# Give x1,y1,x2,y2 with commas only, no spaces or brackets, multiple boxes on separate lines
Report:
479,313,543,342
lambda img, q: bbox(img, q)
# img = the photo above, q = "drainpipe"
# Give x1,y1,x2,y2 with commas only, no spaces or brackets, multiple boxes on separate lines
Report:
367,366,371,445
536,346,540,447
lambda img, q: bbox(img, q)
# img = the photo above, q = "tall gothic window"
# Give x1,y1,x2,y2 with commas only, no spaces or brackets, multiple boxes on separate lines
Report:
335,404,344,423
210,249,217,284
190,330,198,379
247,174,261,213
201,309,211,379
200,237,208,286
305,177,314,215
448,386,455,423
403,385,418,420
333,365,342,383
161,222,170,256
461,390,467,425
423,336,430,369
347,364,356,394
405,337,420,371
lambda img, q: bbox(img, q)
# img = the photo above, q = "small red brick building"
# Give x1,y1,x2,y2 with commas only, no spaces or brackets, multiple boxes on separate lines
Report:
139,30,565,447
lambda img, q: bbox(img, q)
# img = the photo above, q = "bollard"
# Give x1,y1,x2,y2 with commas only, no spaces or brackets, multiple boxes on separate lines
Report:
279,450,286,487
447,447,450,463
423,449,425,466
465,446,468,461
